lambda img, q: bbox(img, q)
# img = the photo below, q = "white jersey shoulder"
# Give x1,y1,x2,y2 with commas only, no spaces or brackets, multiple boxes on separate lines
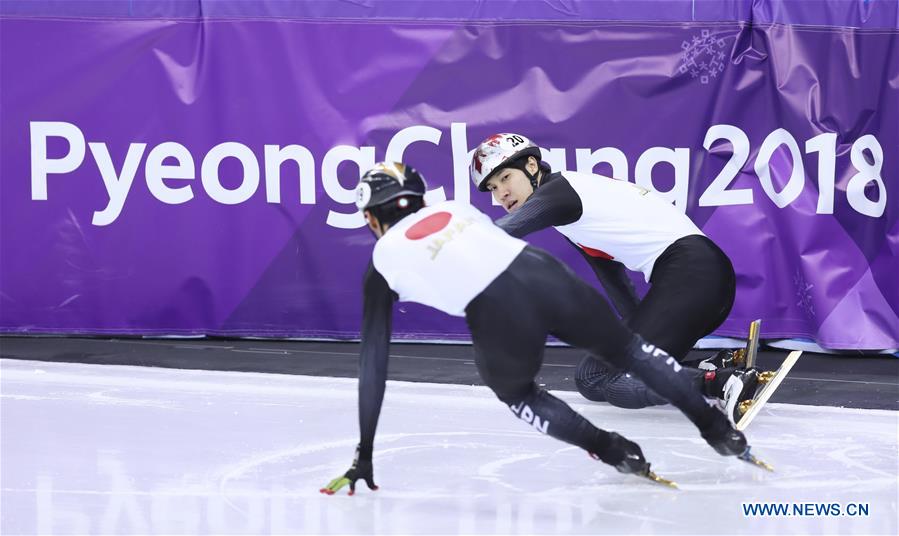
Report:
373,201,527,317
555,170,703,280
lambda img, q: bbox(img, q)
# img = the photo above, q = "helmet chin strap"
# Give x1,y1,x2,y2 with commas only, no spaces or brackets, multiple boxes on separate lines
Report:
514,160,540,191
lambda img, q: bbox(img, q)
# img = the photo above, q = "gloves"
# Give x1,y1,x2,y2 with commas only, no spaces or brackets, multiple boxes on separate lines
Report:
319,444,379,496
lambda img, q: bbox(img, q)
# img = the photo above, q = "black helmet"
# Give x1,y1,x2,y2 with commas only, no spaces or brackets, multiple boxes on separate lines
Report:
355,162,427,211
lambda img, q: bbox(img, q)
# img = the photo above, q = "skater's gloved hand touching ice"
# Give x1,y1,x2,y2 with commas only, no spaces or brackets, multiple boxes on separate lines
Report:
320,444,378,496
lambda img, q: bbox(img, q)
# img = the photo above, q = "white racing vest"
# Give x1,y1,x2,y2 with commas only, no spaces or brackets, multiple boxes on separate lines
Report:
555,171,703,281
373,201,527,316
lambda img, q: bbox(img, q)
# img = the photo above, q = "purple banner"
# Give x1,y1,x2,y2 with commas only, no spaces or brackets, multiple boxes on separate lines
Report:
2,0,898,28
1,3,897,349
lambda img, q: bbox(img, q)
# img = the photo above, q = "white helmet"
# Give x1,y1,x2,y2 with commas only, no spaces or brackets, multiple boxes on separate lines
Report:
470,133,542,192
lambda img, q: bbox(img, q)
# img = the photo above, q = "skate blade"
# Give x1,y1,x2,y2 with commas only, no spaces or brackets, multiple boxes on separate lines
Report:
639,468,679,489
744,319,762,369
738,449,774,472
736,351,803,431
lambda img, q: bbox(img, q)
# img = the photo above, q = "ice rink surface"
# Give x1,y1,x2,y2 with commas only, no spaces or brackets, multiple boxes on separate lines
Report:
2,358,897,535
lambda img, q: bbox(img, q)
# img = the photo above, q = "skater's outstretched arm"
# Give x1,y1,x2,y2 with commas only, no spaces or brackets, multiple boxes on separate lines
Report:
321,263,396,495
357,264,397,460
494,173,580,238
495,175,640,318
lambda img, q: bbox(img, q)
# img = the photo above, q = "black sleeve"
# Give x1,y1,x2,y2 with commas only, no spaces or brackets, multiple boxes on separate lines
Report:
495,175,582,238
570,241,641,319
357,262,398,458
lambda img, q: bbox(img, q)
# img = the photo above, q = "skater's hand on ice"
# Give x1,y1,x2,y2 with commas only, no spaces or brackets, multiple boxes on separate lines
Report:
320,459,377,496
319,445,378,496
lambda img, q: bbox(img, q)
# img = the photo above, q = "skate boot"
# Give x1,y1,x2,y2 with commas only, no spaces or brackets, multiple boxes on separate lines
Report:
700,410,774,471
589,432,678,488
720,368,761,427
700,367,761,425
700,415,748,456
697,349,744,371
589,432,647,474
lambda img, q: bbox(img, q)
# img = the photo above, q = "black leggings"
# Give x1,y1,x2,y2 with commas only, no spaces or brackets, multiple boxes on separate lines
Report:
628,234,735,359
575,234,736,408
466,246,633,401
465,246,722,455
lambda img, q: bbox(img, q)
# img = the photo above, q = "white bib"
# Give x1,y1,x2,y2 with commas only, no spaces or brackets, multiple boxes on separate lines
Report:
555,171,703,280
373,201,527,316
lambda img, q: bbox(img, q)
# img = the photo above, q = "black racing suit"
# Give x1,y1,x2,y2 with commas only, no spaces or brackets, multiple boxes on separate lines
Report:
356,250,733,466
495,172,736,408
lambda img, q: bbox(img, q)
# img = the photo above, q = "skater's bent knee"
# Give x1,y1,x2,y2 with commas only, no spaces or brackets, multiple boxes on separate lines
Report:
574,354,611,382
575,356,614,402
489,381,534,406
575,375,608,402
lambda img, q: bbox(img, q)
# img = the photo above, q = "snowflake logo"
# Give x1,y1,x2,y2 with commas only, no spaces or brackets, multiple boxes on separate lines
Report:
793,269,815,318
677,29,727,85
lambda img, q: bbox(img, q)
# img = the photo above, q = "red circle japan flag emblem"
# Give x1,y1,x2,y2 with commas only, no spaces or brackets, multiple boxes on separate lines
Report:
405,212,452,240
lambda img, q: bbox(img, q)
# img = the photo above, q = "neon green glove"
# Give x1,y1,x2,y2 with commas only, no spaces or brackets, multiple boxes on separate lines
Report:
320,445,378,496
